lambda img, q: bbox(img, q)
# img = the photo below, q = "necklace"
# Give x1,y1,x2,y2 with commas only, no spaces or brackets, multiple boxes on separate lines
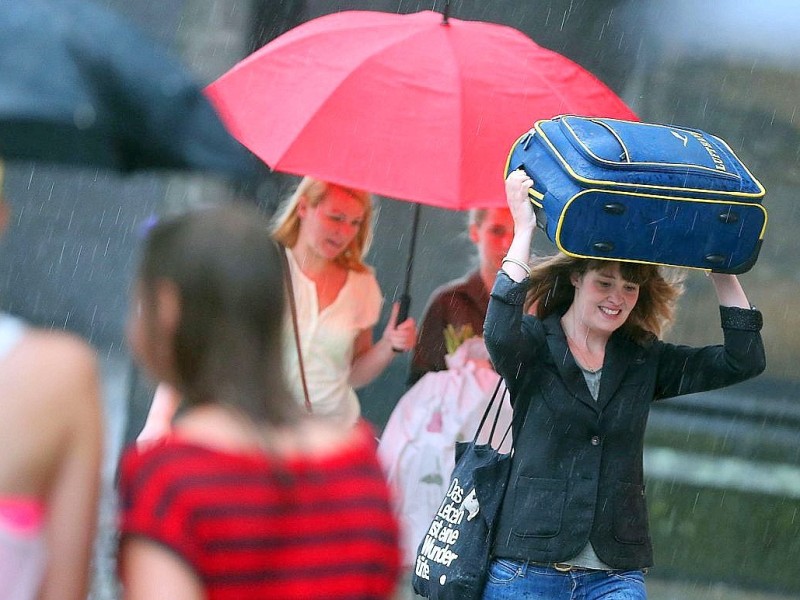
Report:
565,334,604,374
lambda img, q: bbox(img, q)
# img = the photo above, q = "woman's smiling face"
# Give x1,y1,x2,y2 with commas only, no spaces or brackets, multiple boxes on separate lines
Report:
571,262,640,334
297,186,365,261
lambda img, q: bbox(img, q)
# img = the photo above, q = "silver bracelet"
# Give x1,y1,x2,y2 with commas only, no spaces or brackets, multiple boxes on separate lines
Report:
501,256,531,277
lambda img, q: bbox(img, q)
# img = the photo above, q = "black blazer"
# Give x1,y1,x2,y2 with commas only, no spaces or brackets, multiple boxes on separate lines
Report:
484,272,765,570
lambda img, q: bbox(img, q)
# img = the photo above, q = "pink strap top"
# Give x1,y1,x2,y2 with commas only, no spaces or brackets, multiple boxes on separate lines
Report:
0,314,48,599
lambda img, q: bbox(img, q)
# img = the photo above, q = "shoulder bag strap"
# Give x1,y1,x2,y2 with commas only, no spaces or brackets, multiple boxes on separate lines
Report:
280,246,313,413
473,376,515,450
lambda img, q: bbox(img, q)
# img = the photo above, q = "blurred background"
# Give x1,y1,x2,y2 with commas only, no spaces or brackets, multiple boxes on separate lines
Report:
2,1,799,598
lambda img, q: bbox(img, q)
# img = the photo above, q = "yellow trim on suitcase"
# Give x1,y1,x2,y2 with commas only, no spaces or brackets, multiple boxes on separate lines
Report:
535,117,766,199
551,188,768,272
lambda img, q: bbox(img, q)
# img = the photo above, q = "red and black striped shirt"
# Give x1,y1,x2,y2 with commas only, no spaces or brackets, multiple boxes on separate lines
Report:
119,423,400,599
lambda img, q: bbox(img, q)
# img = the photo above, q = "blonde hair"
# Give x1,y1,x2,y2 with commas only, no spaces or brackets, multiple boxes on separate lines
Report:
525,255,685,342
271,176,373,272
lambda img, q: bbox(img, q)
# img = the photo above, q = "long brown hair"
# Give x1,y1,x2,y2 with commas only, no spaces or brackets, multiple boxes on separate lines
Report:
525,254,684,342
137,204,300,426
271,176,373,272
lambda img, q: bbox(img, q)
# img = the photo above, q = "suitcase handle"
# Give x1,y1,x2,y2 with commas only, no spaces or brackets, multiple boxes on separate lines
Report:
527,188,547,231
590,118,630,162
510,159,548,231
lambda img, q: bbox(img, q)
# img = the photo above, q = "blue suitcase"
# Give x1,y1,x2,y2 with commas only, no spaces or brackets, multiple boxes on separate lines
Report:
505,115,767,273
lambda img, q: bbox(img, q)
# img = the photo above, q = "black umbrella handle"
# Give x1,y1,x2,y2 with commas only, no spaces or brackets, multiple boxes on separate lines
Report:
396,203,421,326
397,293,411,325
391,202,420,353
392,293,412,353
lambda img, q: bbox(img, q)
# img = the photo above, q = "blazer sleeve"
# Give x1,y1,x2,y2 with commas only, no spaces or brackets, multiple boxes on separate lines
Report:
483,271,541,389
654,305,766,399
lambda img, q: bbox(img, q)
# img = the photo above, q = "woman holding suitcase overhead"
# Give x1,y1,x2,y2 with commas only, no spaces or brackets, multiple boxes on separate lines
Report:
479,169,766,599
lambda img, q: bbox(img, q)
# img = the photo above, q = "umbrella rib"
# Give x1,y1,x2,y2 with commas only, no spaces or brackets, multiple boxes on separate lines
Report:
442,24,466,205
278,21,446,165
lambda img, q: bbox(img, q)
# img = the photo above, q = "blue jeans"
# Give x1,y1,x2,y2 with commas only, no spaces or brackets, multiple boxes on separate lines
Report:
481,558,647,600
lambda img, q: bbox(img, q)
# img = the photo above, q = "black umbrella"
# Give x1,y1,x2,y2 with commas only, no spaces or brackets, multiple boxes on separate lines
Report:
0,0,255,176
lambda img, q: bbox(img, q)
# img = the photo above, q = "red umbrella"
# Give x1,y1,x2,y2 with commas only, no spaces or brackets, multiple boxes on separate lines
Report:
206,8,637,315
207,9,635,207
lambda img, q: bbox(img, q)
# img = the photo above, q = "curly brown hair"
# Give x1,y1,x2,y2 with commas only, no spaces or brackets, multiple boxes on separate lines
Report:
524,254,684,342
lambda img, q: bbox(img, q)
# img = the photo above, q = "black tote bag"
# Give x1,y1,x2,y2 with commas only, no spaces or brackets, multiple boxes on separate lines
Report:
411,380,513,600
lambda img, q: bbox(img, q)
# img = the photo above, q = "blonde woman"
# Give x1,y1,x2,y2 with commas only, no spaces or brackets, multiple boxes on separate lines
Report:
138,177,416,437
273,176,416,425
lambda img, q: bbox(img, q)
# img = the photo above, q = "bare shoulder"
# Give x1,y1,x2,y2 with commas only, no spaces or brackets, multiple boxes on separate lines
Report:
8,328,101,412
0,327,102,498
21,328,98,373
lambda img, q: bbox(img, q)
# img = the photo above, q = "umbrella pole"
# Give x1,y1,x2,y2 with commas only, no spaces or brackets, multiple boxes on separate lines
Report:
397,202,421,324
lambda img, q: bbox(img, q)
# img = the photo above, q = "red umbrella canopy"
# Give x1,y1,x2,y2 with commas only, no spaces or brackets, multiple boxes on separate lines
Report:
207,10,637,210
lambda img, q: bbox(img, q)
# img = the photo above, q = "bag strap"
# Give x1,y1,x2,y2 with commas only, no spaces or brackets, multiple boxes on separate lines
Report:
280,246,313,413
472,377,512,448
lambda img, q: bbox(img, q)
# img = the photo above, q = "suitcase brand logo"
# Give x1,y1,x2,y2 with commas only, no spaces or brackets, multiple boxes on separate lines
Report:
687,131,728,172
670,130,689,147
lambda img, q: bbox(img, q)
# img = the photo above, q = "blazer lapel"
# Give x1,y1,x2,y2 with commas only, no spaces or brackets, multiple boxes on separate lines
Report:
596,332,642,410
542,314,598,411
